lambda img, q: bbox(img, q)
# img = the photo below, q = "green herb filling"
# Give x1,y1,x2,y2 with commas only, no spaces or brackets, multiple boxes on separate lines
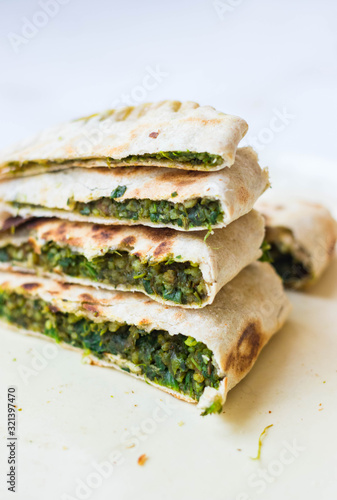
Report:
11,197,223,230
0,290,221,401
0,243,207,305
266,242,310,286
74,197,223,229
114,151,223,167
6,151,223,174
259,241,272,262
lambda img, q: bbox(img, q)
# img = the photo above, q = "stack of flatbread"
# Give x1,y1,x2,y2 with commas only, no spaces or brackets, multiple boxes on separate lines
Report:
0,101,292,415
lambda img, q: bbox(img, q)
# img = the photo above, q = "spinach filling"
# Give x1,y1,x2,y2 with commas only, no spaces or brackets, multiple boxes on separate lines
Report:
6,151,223,174
74,197,223,229
11,197,223,229
109,151,224,167
267,243,310,286
259,241,272,263
0,291,221,401
0,242,207,305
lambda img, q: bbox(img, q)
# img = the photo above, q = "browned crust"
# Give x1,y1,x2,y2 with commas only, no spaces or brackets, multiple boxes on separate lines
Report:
224,322,263,375
21,282,41,291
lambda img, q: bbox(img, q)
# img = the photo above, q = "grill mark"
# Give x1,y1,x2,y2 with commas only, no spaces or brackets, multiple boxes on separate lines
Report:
225,323,262,375
21,282,41,291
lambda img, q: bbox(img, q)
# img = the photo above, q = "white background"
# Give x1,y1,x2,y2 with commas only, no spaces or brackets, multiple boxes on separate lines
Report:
0,2,337,500
0,0,337,165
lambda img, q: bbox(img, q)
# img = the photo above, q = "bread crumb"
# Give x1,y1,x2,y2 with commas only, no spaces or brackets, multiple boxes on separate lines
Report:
138,454,148,466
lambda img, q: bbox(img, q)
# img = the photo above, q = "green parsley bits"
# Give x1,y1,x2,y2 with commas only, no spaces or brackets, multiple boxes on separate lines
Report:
110,185,127,199
0,242,207,305
0,290,221,402
6,151,223,176
73,197,223,229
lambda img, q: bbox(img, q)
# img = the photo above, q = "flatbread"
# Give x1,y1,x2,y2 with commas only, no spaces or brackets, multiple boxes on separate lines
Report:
0,210,265,308
0,210,28,232
0,262,291,411
0,101,248,178
257,199,337,288
0,147,270,231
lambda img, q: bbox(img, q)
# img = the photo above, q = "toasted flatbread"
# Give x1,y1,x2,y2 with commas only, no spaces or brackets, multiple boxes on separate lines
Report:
0,210,265,308
0,101,248,178
0,147,269,232
257,199,337,288
0,262,291,414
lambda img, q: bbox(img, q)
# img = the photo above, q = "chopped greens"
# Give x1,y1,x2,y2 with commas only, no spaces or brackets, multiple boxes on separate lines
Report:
259,240,272,262
251,424,273,460
118,151,223,167
6,151,223,174
266,243,310,286
0,290,221,402
185,336,198,347
110,185,127,199
0,242,207,305
11,197,223,230
203,225,213,242
74,197,223,229
200,397,223,416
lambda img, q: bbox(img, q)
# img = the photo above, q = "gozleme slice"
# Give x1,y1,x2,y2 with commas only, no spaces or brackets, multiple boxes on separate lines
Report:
0,101,248,178
0,262,291,415
0,210,265,308
0,147,269,231
258,199,337,288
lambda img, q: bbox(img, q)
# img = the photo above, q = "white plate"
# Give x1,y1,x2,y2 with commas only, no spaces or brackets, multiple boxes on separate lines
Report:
0,153,336,500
